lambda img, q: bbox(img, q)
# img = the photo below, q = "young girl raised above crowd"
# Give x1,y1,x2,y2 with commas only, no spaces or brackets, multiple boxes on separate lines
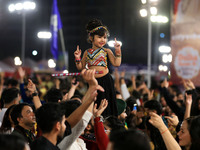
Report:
74,19,122,117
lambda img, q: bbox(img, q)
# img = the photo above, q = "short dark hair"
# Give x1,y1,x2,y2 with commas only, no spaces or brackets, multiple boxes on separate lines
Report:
61,100,81,117
10,103,32,125
109,129,151,150
144,100,162,115
1,88,20,104
126,96,137,111
70,94,82,101
44,88,63,103
6,79,18,87
36,103,65,133
0,134,27,150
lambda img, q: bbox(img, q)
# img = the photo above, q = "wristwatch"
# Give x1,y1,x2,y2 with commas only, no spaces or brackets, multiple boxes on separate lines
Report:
31,91,38,98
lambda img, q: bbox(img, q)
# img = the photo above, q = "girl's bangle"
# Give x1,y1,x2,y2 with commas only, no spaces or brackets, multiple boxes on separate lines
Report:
116,55,121,57
75,58,81,62
161,128,168,135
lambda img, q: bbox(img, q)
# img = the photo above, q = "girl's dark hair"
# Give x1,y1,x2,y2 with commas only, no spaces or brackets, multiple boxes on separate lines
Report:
86,18,109,43
0,105,16,133
104,116,125,131
185,116,200,150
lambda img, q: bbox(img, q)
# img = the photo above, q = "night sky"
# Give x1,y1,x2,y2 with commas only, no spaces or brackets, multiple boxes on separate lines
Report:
0,0,171,71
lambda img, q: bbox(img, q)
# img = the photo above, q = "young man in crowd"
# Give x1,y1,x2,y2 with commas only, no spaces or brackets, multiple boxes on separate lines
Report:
10,103,36,145
0,88,21,124
107,129,151,150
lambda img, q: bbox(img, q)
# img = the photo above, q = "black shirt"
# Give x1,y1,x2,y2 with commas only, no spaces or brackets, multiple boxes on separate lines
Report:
11,125,35,145
31,136,60,150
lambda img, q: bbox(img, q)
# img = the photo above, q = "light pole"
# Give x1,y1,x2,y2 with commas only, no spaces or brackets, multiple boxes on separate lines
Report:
147,0,152,89
37,31,52,60
8,1,36,66
139,0,169,88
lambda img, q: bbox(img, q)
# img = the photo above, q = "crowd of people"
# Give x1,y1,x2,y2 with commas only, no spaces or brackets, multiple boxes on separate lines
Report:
0,18,200,150
0,67,199,150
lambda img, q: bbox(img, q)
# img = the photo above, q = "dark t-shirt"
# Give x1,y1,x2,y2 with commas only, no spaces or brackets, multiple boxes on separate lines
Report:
31,120,71,150
31,136,60,150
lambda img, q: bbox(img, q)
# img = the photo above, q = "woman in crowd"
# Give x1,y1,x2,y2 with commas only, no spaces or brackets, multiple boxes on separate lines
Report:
149,112,200,150
0,105,16,134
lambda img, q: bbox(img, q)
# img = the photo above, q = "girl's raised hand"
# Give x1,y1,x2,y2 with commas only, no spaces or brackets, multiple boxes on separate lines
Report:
74,45,82,59
114,38,121,55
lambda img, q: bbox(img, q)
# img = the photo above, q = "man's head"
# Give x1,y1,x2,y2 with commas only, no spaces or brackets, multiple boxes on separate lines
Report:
36,103,66,140
116,99,127,122
6,79,18,88
61,100,81,117
1,88,21,107
10,103,36,130
144,100,162,115
44,88,63,103
107,129,150,150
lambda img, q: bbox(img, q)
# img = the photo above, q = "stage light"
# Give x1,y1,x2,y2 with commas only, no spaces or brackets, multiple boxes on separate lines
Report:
140,9,147,17
107,40,122,47
37,31,52,39
48,59,56,68
32,50,38,56
158,65,168,72
150,7,157,15
159,45,171,53
141,0,147,4
63,70,69,73
150,16,169,23
8,1,36,12
162,54,172,63
14,57,22,66
160,33,165,38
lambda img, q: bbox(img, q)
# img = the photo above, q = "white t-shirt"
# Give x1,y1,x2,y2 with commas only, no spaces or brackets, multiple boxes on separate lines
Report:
0,108,8,125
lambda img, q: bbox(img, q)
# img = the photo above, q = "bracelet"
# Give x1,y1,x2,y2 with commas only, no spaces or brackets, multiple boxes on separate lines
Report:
75,58,81,62
116,55,121,57
120,77,125,80
161,129,168,135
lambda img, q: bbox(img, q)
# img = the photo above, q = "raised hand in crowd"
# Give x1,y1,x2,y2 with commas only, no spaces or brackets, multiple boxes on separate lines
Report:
113,68,120,92
131,75,136,90
67,77,79,100
184,93,193,119
18,67,25,83
54,78,60,89
81,69,98,86
93,99,108,117
120,70,126,84
149,112,181,150
0,72,4,99
137,82,152,100
66,69,104,128
27,79,41,109
165,114,179,127
161,78,169,88
148,90,154,101
182,79,195,90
